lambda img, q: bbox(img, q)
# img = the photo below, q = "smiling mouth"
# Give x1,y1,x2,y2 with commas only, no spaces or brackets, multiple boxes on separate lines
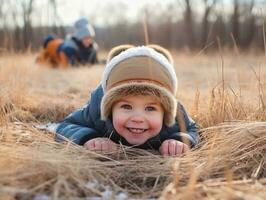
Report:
127,127,148,134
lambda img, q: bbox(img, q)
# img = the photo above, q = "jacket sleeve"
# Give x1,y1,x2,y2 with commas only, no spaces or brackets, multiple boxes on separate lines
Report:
165,103,200,148
61,46,76,65
55,86,103,145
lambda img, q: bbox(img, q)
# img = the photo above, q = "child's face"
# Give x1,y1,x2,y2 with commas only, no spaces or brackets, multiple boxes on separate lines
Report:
112,95,164,145
82,36,93,47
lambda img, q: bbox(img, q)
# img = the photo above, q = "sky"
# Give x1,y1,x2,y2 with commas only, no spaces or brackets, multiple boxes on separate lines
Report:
33,0,190,27
57,0,178,25
1,0,265,31
19,0,266,28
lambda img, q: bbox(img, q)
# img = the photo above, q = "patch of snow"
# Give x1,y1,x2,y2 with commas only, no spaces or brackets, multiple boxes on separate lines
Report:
33,122,60,133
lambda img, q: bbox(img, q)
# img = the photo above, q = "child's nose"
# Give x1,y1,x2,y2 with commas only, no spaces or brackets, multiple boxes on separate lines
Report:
130,113,145,123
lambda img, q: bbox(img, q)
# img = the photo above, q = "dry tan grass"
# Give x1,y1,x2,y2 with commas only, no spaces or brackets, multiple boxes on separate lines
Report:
0,52,265,199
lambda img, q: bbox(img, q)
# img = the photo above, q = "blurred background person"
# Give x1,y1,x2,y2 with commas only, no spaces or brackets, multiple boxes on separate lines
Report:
36,18,98,68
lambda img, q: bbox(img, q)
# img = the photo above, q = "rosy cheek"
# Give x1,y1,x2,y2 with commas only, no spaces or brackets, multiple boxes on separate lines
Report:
113,116,125,131
150,119,163,131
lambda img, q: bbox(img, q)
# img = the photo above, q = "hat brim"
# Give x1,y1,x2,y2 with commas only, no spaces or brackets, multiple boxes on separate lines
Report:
101,82,177,127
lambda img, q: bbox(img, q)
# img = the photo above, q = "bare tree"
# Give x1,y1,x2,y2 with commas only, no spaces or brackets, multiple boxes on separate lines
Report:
0,0,264,52
0,1,18,50
21,0,35,49
183,0,196,49
241,0,256,48
48,0,61,33
201,0,217,48
0,0,3,23
0,0,5,49
231,0,240,45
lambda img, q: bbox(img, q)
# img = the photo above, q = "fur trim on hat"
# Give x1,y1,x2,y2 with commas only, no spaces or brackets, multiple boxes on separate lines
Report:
101,82,177,127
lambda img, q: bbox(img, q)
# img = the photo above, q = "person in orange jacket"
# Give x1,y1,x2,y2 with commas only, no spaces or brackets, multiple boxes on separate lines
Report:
37,18,98,68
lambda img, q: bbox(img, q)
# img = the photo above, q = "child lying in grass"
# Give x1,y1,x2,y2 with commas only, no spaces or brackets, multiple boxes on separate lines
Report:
56,45,199,156
37,18,98,67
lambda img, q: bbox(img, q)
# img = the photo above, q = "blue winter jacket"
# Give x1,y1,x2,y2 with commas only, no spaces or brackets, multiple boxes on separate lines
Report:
56,85,200,150
58,37,98,65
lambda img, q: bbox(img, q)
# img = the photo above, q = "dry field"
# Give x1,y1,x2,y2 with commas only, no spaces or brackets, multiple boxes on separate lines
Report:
0,51,265,199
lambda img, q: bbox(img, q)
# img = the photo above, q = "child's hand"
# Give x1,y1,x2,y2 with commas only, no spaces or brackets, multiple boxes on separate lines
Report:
84,138,117,151
159,139,189,156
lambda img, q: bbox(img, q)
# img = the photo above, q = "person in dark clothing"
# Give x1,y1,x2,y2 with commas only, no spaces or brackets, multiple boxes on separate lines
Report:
36,18,98,68
56,45,200,156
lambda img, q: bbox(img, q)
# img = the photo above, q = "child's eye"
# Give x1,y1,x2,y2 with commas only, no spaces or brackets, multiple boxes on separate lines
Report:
121,104,132,110
145,106,156,111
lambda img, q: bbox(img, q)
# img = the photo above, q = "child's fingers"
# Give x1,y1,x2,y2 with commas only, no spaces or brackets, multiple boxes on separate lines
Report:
104,140,116,151
94,140,102,150
175,142,184,155
84,138,117,151
159,140,190,156
107,140,117,151
100,139,115,151
169,140,177,155
84,140,95,150
93,138,106,150
101,141,109,151
159,142,168,156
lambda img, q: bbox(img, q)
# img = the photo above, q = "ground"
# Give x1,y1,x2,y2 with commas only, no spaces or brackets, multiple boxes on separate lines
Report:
0,51,265,199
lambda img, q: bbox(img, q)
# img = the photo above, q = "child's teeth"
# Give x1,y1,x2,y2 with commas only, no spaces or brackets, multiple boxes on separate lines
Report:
129,128,145,133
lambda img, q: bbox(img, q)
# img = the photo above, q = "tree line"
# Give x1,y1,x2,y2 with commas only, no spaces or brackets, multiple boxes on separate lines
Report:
0,0,265,52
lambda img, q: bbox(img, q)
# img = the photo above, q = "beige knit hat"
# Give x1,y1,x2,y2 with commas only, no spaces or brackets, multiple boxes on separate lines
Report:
101,45,178,127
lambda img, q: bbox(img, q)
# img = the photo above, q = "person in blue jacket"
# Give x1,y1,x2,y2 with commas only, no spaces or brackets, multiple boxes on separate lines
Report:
37,18,98,67
61,18,98,65
56,45,199,156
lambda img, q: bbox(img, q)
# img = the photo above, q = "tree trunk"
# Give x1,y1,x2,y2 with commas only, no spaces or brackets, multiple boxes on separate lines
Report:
22,0,34,50
231,0,240,46
201,0,217,48
183,0,196,49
